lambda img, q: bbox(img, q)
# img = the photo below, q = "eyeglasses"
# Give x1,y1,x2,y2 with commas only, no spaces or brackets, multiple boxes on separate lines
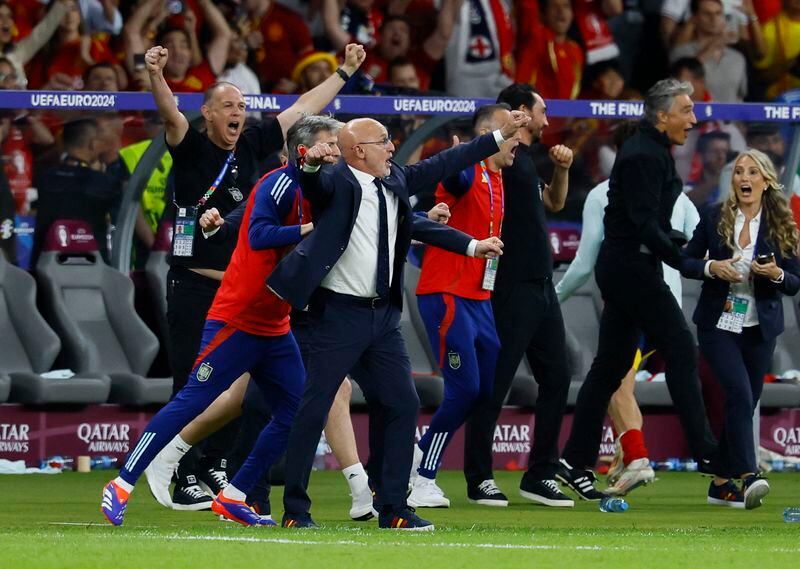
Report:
355,136,392,148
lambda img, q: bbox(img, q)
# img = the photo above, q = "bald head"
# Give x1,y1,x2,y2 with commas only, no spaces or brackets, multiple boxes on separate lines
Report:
340,118,395,178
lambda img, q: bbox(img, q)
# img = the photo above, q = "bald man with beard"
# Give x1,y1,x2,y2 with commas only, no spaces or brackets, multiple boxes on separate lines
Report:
268,114,528,530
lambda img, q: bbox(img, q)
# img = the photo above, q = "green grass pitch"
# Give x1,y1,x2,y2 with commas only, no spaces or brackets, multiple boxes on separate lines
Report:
1,470,798,568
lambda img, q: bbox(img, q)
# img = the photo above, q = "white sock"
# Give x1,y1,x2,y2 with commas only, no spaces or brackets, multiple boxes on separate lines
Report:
113,476,134,494
342,463,369,494
161,435,192,464
222,483,247,502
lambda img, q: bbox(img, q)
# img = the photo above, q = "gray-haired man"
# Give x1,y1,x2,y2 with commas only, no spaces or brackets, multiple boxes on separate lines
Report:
555,79,719,499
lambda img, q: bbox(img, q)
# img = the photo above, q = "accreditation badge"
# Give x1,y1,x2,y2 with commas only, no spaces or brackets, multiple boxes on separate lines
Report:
481,257,499,291
716,294,748,334
171,205,198,257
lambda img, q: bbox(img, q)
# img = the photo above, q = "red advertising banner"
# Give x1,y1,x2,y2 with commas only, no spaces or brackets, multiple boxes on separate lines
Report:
1,405,797,468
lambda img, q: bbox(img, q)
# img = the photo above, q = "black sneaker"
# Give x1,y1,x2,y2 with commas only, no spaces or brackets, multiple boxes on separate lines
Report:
742,475,769,510
707,479,744,508
519,477,574,507
378,506,434,531
198,458,229,495
468,479,509,507
282,512,319,529
555,459,607,501
172,474,213,511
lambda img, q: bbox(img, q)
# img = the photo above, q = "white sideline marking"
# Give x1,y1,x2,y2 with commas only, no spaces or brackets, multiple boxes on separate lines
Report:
136,533,610,551
41,528,800,554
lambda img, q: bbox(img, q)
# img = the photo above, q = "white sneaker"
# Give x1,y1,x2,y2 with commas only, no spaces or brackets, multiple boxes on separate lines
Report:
408,444,423,490
350,485,378,520
143,450,178,508
605,458,655,496
407,476,450,508
606,438,624,486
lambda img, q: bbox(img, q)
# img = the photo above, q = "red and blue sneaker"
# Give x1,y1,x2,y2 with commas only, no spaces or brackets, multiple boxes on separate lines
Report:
101,480,130,526
212,492,277,526
378,506,434,531
707,480,744,508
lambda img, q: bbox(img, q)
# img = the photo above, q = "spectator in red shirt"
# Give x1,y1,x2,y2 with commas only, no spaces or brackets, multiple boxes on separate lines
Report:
25,0,115,90
515,0,585,100
323,0,384,51
361,0,462,91
242,0,313,92
1,0,69,88
83,61,119,91
124,0,231,93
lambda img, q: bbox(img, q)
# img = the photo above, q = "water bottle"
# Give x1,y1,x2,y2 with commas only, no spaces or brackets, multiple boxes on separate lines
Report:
771,459,785,472
783,507,800,522
90,456,118,470
599,497,629,513
39,456,74,470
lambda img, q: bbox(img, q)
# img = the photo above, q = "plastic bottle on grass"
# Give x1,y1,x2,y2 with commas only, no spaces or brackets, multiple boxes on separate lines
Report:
599,497,628,513
784,508,800,522
90,456,118,470
39,456,73,470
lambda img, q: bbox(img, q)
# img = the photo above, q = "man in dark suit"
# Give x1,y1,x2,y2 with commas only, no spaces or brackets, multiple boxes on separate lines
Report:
555,78,719,500
268,113,529,530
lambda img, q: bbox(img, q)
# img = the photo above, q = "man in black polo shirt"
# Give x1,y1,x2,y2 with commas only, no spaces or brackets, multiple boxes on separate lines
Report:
31,118,121,267
462,84,576,508
144,42,366,509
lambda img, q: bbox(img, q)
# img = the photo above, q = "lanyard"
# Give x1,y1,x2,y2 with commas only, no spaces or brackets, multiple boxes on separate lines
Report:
198,151,235,206
479,161,504,237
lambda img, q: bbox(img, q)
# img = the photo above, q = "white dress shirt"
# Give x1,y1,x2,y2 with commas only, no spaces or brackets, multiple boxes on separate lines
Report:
729,208,760,326
704,208,763,326
322,166,400,298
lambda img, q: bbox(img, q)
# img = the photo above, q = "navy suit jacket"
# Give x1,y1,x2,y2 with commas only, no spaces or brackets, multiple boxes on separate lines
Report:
268,132,502,310
681,204,800,340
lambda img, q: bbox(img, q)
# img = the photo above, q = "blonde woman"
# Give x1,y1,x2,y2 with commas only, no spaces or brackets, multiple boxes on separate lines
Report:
682,148,800,509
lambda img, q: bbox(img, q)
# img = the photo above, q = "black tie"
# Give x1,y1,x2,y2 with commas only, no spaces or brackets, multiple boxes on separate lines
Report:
374,178,390,299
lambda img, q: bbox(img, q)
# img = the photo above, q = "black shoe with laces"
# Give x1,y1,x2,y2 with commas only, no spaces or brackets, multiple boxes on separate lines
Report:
282,512,320,529
468,479,509,507
172,474,213,511
555,459,607,501
198,458,229,496
519,476,575,507
742,474,769,510
378,506,434,531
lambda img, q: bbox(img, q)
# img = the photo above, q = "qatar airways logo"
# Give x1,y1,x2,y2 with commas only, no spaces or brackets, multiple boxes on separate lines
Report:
491,424,531,454
773,427,800,456
598,425,616,456
0,423,30,453
77,423,130,453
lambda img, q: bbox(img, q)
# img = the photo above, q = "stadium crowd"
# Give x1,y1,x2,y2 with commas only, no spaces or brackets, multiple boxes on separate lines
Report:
0,0,799,530
2,0,800,266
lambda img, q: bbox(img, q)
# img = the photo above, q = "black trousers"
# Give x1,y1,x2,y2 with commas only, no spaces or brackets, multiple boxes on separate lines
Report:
283,290,418,515
562,250,718,469
166,266,239,472
463,279,570,486
698,325,774,477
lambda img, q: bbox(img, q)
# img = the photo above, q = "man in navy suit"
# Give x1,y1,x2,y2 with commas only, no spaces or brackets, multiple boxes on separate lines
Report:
268,113,529,530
